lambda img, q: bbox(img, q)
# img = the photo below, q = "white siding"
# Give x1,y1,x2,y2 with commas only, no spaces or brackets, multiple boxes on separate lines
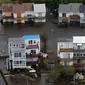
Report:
59,13,62,17
34,12,46,17
14,20,17,23
60,61,73,66
57,42,73,57
70,12,80,15
73,43,85,49
33,4,46,13
69,62,73,65
24,11,34,17
25,39,40,54
21,20,25,23
80,13,84,17
8,38,26,69
60,52,73,58
80,13,85,24
66,13,70,17
73,36,85,43
59,12,70,17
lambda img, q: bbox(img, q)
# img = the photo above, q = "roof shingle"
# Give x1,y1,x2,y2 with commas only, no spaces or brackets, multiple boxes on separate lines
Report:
23,3,33,11
79,5,85,13
2,4,13,12
58,4,71,13
12,3,25,13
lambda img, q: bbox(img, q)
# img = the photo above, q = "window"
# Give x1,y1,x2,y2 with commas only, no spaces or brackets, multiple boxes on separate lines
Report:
0,10,2,14
84,14,85,17
13,44,15,47
38,13,42,17
74,53,76,56
29,41,31,44
14,53,21,57
16,44,18,47
62,13,66,17
83,54,85,56
31,40,32,44
20,61,22,64
14,53,17,57
20,61,25,65
63,53,70,58
77,59,80,63
68,54,70,58
16,53,19,57
34,40,36,44
21,44,25,48
10,44,11,46
10,50,12,56
14,61,19,65
77,54,79,56
64,62,69,66
17,61,19,64
19,53,21,57
31,50,36,54
78,46,80,49
60,44,63,47
80,54,82,56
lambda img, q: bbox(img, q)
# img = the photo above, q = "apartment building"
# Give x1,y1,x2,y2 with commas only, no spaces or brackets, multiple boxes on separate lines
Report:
12,3,25,24
73,36,85,71
79,5,85,27
23,3,34,22
7,34,40,71
69,3,82,25
2,4,13,23
23,34,40,54
33,4,46,23
7,38,26,70
58,4,71,26
57,38,73,66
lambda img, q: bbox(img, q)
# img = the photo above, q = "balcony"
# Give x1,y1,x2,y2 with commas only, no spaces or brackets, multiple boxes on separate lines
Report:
60,48,73,52
26,53,40,58
26,45,39,49
73,64,85,67
73,56,85,59
60,58,73,62
73,49,85,52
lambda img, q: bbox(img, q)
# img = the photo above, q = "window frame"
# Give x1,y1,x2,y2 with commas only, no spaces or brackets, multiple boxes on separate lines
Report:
30,40,32,44
19,52,21,57
34,40,36,44
62,13,66,17
38,12,42,17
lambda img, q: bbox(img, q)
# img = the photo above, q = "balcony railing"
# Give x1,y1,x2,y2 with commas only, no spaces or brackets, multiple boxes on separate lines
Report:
73,49,85,52
73,56,85,59
73,64,85,67
60,48,73,52
60,58,73,62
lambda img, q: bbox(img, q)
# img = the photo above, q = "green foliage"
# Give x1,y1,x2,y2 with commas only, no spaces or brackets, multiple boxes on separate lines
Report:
46,63,75,83
2,0,85,4
0,0,10,4
62,66,75,76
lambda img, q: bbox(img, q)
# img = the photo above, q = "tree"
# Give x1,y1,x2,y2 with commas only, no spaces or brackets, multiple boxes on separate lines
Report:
61,66,75,84
40,33,48,53
0,0,10,3
46,63,75,84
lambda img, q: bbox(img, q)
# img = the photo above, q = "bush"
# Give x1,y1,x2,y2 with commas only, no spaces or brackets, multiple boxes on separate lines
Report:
46,64,75,83
62,66,75,76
